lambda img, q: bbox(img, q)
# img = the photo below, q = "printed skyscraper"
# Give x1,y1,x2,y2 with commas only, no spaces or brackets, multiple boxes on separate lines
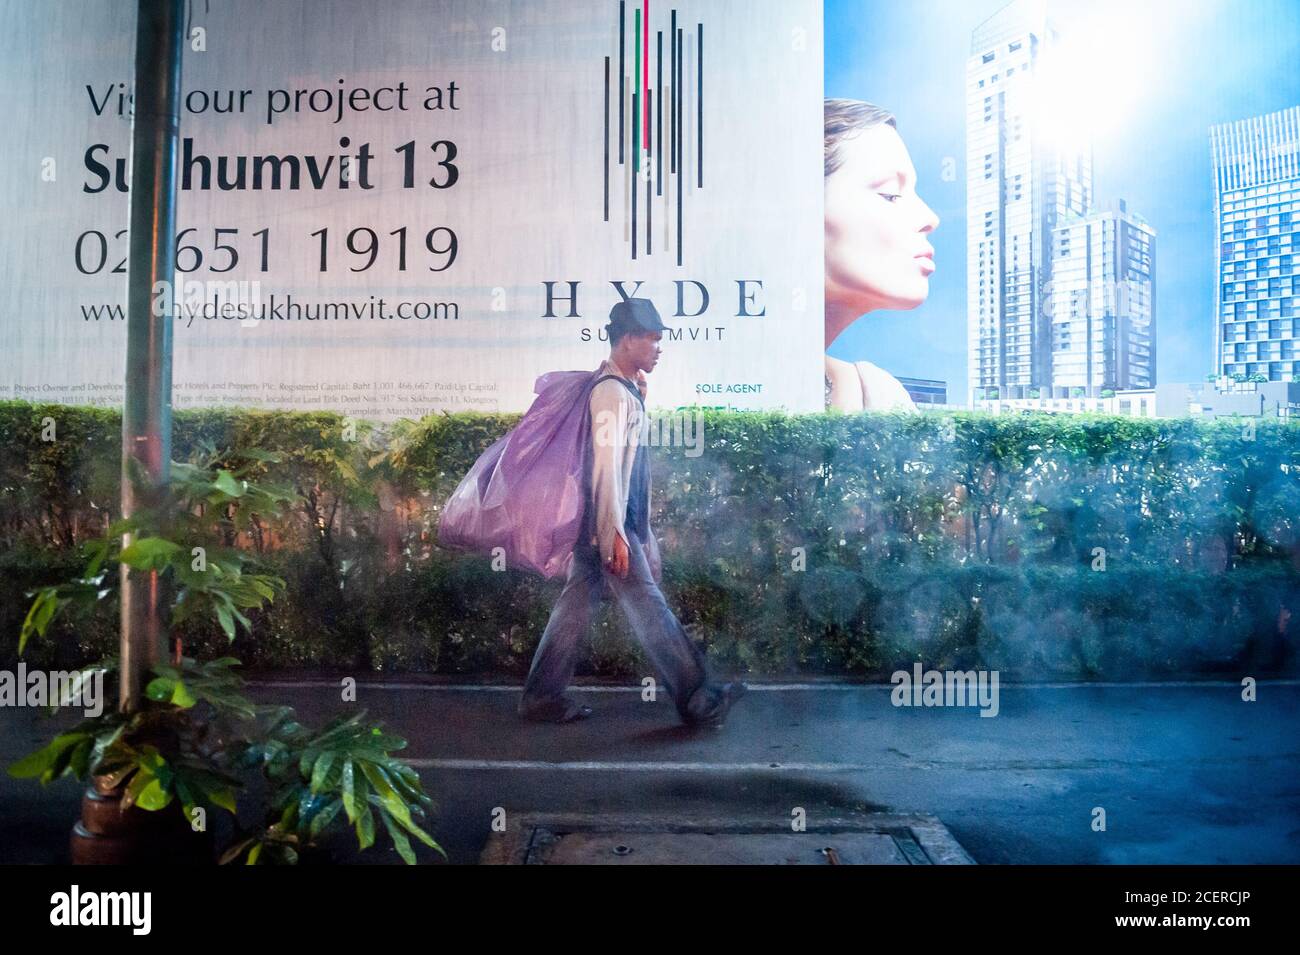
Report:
1210,105,1300,383
966,0,1158,405
1050,199,1155,396
966,0,1090,403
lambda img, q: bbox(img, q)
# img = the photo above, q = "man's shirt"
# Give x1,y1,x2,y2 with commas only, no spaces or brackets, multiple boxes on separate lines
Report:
587,359,650,564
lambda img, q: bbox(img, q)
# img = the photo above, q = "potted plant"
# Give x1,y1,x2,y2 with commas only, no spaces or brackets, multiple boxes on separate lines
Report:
9,444,443,864
11,654,245,863
12,653,443,864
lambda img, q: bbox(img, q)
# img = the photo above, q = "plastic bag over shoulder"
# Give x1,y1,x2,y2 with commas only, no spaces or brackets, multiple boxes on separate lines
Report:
437,370,598,578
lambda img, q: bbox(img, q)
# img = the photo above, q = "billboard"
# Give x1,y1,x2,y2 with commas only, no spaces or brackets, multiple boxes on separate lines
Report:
0,0,825,417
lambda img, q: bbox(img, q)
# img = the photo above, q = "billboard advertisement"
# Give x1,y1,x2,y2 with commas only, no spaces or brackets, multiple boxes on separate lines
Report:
0,0,824,417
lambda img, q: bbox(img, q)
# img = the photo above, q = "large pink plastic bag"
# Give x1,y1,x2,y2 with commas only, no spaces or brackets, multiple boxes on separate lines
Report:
437,369,661,581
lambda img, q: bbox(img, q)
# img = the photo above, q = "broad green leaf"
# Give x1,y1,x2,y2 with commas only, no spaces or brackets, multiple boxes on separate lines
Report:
7,739,67,779
310,752,337,795
213,470,245,498
134,777,173,811
356,803,375,850
118,537,181,570
208,786,238,814
308,799,343,839
145,677,176,702
379,807,416,865
215,603,236,641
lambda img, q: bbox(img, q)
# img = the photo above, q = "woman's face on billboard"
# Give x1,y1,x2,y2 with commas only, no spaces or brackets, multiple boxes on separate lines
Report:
825,124,939,316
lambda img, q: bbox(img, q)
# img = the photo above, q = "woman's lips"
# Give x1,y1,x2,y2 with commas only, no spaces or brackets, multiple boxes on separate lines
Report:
916,253,936,275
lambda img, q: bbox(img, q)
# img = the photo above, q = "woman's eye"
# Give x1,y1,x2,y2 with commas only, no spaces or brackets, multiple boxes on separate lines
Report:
879,193,901,203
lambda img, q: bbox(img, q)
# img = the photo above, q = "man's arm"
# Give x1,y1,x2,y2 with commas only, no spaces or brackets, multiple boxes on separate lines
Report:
589,380,634,569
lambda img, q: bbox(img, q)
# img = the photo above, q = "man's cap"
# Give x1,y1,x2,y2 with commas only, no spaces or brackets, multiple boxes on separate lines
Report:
607,297,668,336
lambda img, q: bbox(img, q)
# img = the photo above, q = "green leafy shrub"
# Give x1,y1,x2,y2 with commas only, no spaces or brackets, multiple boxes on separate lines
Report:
2,401,1298,679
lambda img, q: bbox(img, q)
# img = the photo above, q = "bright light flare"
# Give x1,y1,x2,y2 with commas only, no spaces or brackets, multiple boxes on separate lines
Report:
1027,2,1171,153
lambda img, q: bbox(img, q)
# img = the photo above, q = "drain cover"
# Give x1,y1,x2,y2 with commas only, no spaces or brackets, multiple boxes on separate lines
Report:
481,812,974,865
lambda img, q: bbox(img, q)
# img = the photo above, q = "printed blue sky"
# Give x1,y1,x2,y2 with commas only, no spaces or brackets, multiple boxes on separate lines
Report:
825,0,1300,400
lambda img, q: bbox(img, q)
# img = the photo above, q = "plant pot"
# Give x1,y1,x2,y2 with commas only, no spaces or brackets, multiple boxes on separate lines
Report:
70,780,214,865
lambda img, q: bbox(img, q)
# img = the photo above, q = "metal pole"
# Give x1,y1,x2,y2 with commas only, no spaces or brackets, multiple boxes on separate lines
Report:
120,0,184,712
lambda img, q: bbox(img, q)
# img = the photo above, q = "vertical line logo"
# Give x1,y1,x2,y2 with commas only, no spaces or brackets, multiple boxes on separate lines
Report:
603,1,705,265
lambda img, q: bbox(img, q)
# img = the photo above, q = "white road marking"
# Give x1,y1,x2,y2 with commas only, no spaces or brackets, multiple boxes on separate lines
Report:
405,753,1300,773
407,759,878,772
252,679,1300,691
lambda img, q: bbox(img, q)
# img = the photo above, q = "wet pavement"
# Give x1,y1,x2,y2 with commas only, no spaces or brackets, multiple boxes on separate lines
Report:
3,679,1298,864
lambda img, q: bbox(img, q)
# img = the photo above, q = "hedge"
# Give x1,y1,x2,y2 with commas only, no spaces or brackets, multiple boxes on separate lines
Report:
2,399,1298,679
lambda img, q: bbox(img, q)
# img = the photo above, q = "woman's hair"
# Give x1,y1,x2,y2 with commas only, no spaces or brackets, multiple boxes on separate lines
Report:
824,99,896,178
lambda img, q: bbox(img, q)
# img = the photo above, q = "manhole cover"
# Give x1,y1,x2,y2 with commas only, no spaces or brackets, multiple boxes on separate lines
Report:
481,812,974,865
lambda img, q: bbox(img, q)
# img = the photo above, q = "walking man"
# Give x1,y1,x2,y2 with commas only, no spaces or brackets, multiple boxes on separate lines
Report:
517,298,747,726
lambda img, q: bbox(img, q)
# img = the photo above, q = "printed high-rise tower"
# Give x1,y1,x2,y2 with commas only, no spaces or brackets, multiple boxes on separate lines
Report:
1050,199,1156,396
1209,105,1300,383
966,0,1091,403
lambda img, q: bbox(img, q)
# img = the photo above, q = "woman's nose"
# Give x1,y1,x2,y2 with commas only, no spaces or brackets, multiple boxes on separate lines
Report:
920,200,940,234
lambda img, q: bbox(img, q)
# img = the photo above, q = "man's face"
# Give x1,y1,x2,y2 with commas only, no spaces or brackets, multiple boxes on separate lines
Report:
621,330,662,375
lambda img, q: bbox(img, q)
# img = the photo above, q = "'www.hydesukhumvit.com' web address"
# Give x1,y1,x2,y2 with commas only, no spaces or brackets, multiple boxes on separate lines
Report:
79,293,459,325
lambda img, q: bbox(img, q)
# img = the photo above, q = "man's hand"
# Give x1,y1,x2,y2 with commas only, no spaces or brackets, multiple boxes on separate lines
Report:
635,370,648,401
608,533,630,579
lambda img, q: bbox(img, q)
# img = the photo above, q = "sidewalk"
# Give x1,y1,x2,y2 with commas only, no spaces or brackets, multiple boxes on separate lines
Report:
3,681,1298,864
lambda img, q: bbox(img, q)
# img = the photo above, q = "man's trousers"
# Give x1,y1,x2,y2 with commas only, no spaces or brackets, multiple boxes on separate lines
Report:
518,528,724,722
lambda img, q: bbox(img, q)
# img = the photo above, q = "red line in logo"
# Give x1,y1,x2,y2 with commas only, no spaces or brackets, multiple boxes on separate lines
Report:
643,0,650,147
